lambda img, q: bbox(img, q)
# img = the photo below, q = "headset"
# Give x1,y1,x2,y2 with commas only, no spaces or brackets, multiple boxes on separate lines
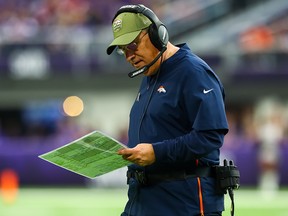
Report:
113,4,169,51
113,4,169,77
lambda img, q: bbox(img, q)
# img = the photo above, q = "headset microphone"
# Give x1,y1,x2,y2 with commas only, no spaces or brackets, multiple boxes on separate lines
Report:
128,47,166,78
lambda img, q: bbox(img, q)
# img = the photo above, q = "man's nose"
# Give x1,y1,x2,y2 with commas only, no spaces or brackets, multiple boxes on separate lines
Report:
125,50,135,61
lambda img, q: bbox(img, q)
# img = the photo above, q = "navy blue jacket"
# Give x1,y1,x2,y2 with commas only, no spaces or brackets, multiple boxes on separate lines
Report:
123,43,229,216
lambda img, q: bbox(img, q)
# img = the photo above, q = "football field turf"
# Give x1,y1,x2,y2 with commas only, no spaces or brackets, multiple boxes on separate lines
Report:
1,187,287,216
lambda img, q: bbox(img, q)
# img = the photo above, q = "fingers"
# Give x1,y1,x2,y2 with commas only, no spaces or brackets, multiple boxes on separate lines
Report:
122,154,132,161
117,144,155,166
118,148,132,156
118,148,143,166
118,148,134,161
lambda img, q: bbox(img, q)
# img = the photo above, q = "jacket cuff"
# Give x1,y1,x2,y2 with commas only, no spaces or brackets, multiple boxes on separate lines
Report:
152,141,166,162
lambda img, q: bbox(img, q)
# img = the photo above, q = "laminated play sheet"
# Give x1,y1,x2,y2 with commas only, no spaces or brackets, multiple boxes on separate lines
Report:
39,131,130,178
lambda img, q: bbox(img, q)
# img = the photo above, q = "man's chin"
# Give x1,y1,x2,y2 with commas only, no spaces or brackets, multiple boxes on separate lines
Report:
144,69,157,77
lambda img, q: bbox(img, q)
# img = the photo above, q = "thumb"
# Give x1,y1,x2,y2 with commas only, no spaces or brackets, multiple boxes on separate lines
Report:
117,148,131,155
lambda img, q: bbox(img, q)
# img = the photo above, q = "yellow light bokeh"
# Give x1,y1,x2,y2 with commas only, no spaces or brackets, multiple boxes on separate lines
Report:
63,96,84,117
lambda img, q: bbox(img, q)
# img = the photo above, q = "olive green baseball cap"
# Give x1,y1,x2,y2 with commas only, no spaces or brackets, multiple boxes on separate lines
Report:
106,12,152,55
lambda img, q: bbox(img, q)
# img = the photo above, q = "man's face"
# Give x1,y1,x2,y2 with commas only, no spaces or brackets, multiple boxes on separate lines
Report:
119,31,161,76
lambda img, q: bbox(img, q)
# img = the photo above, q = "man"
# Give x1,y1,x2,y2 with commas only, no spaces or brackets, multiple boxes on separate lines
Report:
107,4,229,216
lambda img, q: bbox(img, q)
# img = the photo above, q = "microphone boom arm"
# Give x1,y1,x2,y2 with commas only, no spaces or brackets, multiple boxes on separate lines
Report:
128,47,167,78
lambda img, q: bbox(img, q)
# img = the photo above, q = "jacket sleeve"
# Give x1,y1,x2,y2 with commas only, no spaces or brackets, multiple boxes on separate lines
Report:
153,66,228,164
152,129,226,163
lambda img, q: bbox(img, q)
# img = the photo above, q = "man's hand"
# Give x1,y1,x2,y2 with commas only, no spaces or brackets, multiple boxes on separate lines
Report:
118,143,156,166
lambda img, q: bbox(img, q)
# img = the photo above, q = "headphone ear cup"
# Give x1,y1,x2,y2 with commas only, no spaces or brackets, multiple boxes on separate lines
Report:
148,24,166,51
158,25,169,47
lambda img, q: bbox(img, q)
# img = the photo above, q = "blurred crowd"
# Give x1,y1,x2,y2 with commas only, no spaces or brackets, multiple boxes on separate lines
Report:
0,0,234,77
0,0,286,78
0,0,141,27
224,97,288,150
0,0,274,41
0,0,156,44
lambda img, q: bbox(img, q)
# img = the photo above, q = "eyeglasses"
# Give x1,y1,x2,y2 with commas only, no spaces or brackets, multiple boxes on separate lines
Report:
117,31,148,55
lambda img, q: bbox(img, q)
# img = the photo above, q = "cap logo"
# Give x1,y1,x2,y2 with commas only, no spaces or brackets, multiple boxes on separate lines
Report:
113,19,122,32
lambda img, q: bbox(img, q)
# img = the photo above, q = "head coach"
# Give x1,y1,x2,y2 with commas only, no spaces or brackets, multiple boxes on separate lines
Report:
106,4,229,216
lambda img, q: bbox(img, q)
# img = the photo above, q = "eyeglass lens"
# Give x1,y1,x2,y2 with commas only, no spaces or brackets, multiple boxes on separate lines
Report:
117,32,147,55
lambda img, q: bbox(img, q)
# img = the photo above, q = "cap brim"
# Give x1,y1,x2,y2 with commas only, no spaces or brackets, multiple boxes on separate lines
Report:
106,30,141,55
